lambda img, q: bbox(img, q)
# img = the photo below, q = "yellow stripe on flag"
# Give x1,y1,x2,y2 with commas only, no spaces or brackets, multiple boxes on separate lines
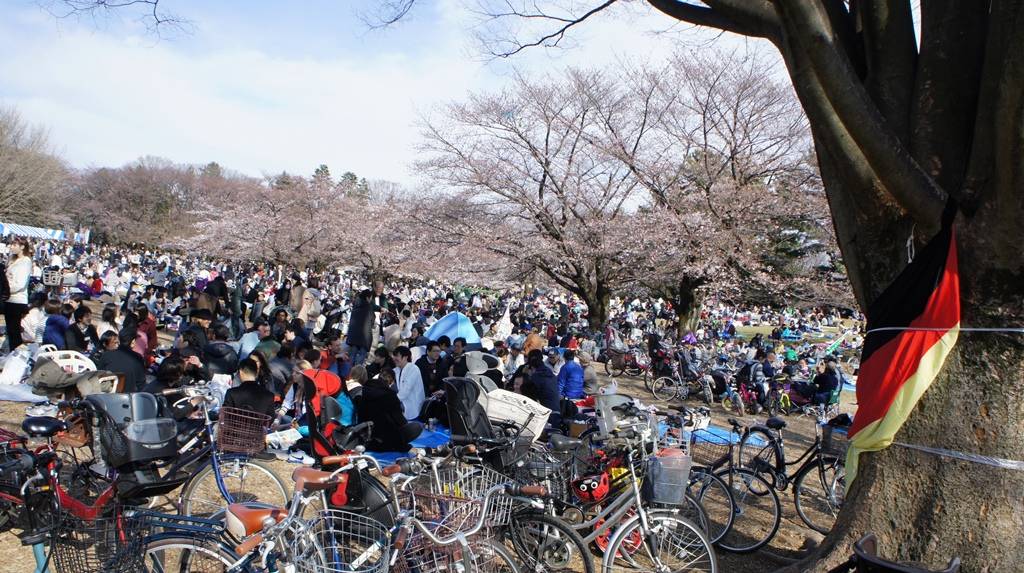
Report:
845,324,960,488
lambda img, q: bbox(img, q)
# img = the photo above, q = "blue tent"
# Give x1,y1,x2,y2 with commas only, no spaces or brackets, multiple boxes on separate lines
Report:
424,312,481,346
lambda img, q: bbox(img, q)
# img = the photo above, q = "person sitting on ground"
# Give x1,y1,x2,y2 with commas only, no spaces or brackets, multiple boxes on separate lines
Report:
20,292,47,345
96,328,148,392
557,349,585,399
392,345,425,421
366,346,394,381
204,323,240,376
415,341,444,395
222,358,277,419
578,351,600,395
183,308,214,349
144,356,198,423
794,360,839,405
238,318,271,361
448,337,468,377
96,330,119,358
66,305,100,355
94,303,121,339
545,347,564,376
42,301,73,349
521,349,560,427
136,304,159,357
356,367,422,452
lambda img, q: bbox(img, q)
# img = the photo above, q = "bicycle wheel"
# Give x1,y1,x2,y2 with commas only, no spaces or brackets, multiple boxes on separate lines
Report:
713,468,780,553
602,513,716,573
475,539,521,573
179,454,289,518
651,376,679,402
507,511,594,573
688,469,734,545
737,427,782,483
793,455,845,534
605,355,624,377
144,535,241,572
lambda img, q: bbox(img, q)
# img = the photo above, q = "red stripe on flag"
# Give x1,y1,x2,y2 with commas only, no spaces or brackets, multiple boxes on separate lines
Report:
850,234,959,438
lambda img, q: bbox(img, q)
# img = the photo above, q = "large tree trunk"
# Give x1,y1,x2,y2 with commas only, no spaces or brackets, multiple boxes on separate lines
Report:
673,276,704,338
790,223,1024,571
581,284,611,331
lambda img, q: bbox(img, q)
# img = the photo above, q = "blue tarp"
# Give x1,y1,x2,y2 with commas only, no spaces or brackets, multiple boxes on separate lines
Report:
367,426,452,465
423,312,481,345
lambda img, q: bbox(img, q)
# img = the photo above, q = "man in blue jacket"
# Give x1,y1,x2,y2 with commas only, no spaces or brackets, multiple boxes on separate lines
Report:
557,349,585,399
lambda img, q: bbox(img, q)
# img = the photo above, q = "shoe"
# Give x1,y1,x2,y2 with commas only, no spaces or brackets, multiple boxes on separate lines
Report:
266,447,290,461
25,403,58,417
287,451,315,465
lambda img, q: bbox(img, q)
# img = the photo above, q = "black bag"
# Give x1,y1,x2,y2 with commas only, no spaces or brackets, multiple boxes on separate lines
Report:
0,262,10,302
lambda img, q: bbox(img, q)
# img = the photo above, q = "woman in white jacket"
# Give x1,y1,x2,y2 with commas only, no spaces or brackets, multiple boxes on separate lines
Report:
5,238,33,350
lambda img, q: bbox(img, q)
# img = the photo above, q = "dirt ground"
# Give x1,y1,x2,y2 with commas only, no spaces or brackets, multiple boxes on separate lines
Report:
0,324,858,572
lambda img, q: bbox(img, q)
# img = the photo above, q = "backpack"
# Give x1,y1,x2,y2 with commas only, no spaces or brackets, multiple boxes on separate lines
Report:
0,262,10,302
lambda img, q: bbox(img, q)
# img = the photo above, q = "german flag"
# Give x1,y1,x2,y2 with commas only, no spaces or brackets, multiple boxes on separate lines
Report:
846,207,960,485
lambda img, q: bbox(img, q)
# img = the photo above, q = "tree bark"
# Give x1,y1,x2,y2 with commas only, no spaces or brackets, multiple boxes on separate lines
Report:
782,227,1024,570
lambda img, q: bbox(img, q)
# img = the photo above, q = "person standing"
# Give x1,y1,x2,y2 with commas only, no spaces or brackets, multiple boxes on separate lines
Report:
4,238,33,351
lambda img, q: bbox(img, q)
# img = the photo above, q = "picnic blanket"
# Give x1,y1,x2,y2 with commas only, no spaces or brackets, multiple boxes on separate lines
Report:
366,426,452,465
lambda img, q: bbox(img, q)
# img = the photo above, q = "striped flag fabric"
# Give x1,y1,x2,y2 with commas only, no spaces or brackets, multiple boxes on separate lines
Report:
846,209,960,485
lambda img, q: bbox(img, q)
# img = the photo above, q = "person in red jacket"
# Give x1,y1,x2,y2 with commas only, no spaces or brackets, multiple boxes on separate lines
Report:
135,303,159,358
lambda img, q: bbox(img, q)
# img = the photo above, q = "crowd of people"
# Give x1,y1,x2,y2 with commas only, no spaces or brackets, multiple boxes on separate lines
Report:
0,237,861,458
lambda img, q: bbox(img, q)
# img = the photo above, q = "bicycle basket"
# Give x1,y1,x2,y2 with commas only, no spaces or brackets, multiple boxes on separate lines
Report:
49,511,150,573
821,424,850,457
293,510,390,573
689,429,731,467
401,463,514,532
392,528,511,573
513,451,570,501
645,449,692,506
217,407,271,454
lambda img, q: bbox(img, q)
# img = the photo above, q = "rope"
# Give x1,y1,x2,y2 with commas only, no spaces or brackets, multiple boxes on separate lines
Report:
892,442,1024,471
865,326,1024,335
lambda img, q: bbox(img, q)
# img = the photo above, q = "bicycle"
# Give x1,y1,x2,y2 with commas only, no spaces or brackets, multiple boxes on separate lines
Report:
737,413,848,534
387,443,595,573
142,453,393,573
687,418,781,553
31,387,289,520
603,346,648,378
529,416,717,572
650,361,714,406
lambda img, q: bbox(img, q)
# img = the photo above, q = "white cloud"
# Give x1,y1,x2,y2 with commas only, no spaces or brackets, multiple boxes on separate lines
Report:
0,2,776,185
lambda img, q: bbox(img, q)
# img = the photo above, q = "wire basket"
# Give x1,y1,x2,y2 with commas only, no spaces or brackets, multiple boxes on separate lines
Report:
514,451,570,501
689,429,731,468
400,463,514,532
293,510,391,573
646,449,693,506
821,424,850,457
217,407,271,454
392,528,513,573
49,511,150,573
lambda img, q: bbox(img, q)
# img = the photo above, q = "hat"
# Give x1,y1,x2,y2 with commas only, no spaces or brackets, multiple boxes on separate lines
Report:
510,342,522,350
546,348,559,357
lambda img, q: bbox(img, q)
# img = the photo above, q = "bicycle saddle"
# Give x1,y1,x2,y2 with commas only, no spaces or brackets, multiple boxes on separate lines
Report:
549,433,583,452
291,467,337,492
727,418,742,428
21,416,67,438
225,504,287,539
765,417,787,430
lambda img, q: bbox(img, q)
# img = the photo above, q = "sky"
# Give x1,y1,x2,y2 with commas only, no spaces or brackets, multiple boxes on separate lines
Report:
0,0,772,186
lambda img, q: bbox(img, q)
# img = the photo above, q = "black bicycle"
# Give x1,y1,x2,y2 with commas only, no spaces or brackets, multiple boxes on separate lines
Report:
736,414,847,534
